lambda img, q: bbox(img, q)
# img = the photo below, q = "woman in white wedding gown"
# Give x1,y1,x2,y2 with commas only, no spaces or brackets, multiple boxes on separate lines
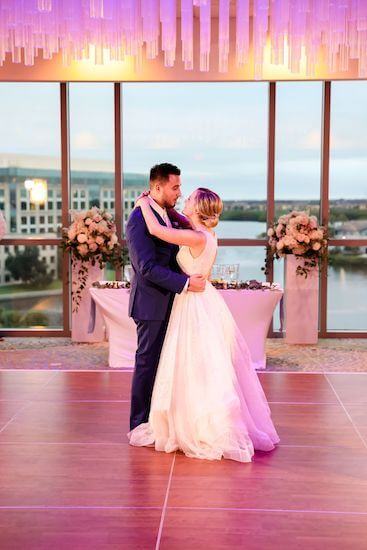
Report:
128,188,279,463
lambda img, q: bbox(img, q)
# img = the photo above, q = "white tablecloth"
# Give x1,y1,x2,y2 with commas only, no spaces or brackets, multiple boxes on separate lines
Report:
89,287,283,370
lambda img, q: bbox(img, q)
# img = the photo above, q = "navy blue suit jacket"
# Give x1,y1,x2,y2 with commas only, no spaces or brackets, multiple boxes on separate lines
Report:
126,207,188,321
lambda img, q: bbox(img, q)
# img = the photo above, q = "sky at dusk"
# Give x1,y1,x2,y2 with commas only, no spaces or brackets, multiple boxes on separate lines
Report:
0,81,366,201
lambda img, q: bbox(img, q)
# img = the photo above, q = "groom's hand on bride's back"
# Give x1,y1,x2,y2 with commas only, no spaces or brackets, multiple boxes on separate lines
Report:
188,274,206,292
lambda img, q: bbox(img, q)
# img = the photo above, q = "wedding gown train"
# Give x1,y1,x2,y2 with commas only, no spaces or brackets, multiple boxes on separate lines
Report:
128,231,280,462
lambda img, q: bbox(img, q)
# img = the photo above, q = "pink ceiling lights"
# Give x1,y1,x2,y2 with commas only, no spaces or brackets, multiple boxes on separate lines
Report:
0,0,366,77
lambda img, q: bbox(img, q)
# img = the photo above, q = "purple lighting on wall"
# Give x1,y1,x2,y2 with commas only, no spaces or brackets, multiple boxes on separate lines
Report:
0,0,366,76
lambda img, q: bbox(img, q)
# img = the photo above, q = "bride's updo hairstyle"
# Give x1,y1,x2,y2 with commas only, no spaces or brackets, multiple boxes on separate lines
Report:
194,187,223,229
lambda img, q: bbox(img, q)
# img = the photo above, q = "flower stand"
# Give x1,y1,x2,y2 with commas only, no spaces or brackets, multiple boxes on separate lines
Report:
71,261,105,343
284,255,319,344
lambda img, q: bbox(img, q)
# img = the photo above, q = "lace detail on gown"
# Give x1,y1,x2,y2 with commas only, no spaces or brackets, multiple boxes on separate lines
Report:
128,231,279,462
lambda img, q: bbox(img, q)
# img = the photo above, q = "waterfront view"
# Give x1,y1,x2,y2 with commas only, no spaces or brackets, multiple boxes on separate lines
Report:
0,81,366,334
216,221,367,331
0,218,366,332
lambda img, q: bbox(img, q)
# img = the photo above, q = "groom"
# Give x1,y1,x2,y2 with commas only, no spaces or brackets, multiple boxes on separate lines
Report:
126,163,205,432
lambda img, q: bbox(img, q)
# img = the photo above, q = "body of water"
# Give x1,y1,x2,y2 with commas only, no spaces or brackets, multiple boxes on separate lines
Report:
216,221,367,331
0,221,365,331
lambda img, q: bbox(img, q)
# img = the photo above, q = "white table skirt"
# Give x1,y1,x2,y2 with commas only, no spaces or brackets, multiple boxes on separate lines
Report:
89,287,283,370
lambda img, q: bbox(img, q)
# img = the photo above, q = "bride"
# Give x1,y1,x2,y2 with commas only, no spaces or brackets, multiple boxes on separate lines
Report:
128,187,279,462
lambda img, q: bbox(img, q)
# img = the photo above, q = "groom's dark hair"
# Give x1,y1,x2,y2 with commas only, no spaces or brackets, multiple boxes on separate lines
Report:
150,163,181,186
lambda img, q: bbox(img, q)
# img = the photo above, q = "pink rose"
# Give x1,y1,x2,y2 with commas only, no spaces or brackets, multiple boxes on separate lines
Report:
94,214,102,223
312,242,321,251
95,236,104,245
98,220,108,232
289,238,298,248
77,244,88,256
267,228,274,237
88,242,98,252
76,221,86,232
309,217,318,229
68,227,76,240
276,225,284,238
77,233,87,243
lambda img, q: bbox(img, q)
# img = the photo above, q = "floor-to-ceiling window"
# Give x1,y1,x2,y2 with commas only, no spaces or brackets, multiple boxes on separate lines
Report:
0,83,63,331
0,81,366,335
122,82,268,282
328,81,367,331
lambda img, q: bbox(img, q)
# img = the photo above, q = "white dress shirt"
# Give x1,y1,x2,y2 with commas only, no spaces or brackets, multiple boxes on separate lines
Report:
148,195,172,227
147,195,189,292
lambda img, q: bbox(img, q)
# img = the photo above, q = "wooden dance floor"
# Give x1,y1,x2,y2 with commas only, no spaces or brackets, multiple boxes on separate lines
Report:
0,370,367,549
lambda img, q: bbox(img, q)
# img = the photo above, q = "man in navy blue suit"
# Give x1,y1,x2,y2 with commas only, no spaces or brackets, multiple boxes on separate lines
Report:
126,163,205,432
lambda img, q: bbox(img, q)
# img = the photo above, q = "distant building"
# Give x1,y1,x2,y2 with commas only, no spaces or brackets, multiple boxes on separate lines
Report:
334,220,367,238
0,154,147,285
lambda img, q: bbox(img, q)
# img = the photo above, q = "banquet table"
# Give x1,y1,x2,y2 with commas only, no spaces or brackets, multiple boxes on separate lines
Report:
89,286,283,370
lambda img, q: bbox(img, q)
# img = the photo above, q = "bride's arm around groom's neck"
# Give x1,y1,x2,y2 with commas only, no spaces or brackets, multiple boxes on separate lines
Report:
167,208,192,230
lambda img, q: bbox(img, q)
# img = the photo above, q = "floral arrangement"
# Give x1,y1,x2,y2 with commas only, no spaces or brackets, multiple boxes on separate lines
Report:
92,281,130,289
210,279,282,291
265,211,328,277
0,211,6,240
62,207,122,311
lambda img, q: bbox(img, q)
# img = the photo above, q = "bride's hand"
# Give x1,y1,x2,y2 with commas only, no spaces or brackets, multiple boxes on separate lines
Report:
135,191,149,209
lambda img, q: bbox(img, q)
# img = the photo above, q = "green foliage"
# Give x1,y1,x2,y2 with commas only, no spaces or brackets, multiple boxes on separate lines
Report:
329,251,367,270
0,309,22,327
5,247,53,288
220,210,267,222
0,308,49,328
21,311,48,326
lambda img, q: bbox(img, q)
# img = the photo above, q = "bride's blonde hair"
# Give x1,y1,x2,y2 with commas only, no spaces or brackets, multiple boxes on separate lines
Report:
194,187,223,229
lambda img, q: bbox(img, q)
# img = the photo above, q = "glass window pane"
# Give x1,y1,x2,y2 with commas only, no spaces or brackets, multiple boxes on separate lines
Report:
0,83,61,237
330,81,367,236
0,245,63,329
215,246,266,282
69,84,115,215
122,83,268,237
272,258,284,331
328,245,367,331
275,82,322,219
